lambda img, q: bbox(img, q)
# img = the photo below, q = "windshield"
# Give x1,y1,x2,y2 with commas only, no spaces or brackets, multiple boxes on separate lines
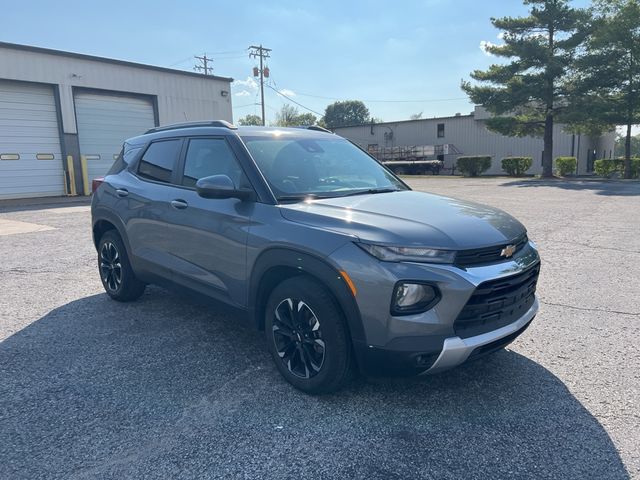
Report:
241,135,407,200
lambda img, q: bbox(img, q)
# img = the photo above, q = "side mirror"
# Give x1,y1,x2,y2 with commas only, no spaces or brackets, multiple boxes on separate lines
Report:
195,175,254,200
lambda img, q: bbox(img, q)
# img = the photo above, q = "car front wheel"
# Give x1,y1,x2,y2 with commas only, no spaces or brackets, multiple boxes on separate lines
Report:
264,276,355,394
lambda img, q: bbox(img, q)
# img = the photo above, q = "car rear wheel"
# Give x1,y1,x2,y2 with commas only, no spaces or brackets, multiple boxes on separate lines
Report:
98,230,145,302
265,276,355,394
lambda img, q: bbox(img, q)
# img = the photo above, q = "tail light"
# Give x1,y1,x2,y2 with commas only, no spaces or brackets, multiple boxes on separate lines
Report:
92,177,105,193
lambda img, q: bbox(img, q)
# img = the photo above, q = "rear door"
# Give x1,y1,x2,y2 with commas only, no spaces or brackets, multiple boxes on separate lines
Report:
163,136,254,306
114,138,183,279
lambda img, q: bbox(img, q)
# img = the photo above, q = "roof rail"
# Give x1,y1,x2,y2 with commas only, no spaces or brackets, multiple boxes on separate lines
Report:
290,125,333,133
306,125,332,133
145,120,237,134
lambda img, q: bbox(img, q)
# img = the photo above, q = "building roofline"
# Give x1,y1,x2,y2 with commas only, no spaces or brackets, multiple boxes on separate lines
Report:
0,41,234,83
332,113,475,130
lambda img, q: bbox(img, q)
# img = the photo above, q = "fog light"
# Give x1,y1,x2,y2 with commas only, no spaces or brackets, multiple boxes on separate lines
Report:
392,282,440,315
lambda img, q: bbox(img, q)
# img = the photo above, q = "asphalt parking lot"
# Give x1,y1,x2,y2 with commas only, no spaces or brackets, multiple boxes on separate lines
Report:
1,177,638,479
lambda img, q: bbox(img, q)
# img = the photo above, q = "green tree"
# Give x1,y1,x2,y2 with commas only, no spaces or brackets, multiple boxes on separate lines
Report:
296,112,318,126
237,114,262,126
323,100,370,128
273,104,299,127
569,0,640,178
614,132,640,158
461,0,588,178
273,104,317,127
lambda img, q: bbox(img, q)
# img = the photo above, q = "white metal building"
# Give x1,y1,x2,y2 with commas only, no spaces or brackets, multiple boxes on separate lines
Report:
334,107,616,176
0,42,233,199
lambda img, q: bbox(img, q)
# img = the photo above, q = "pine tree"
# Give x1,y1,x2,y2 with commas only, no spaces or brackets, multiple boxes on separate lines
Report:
570,0,640,179
462,0,588,177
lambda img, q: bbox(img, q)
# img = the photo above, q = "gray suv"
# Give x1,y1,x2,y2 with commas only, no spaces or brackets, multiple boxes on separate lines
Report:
91,121,540,394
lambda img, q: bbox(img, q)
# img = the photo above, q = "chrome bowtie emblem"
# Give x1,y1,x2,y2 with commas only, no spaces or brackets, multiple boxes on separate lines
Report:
501,244,516,258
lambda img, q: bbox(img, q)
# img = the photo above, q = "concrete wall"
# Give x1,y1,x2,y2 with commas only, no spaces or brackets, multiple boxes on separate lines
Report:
335,108,616,175
0,42,233,135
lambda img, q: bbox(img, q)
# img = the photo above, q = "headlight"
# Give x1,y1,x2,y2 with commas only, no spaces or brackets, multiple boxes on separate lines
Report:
357,242,455,264
392,282,441,315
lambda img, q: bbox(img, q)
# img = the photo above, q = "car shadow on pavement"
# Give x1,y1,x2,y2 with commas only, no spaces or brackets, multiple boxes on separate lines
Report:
0,287,630,479
499,178,640,197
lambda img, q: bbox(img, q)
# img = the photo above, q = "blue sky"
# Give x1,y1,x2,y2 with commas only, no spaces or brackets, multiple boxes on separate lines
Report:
3,0,596,125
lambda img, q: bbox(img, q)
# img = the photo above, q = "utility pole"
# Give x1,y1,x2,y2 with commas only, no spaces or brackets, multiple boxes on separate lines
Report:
249,45,271,126
194,53,213,75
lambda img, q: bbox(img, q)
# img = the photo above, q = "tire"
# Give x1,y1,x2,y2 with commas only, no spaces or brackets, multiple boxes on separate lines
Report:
97,230,146,302
264,276,356,394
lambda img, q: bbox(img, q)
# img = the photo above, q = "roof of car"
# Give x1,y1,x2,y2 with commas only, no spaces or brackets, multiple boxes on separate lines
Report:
127,123,335,145
236,126,334,137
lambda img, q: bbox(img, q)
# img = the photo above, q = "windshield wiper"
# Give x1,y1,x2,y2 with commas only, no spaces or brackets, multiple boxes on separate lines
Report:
339,188,401,197
277,188,401,202
277,193,331,202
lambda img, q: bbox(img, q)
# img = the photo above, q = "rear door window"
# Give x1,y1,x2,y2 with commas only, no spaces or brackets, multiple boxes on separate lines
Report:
137,139,182,183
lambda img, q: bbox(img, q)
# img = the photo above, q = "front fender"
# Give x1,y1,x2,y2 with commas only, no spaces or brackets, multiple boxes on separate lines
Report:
248,247,366,345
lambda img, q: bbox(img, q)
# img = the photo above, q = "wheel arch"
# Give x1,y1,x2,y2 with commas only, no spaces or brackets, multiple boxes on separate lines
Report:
92,208,132,257
249,248,366,345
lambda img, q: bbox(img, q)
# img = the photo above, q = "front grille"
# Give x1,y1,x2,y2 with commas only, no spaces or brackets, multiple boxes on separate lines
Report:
455,233,529,268
454,263,540,339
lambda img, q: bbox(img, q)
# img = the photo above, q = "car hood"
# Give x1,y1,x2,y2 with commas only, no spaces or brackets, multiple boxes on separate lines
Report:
279,190,526,249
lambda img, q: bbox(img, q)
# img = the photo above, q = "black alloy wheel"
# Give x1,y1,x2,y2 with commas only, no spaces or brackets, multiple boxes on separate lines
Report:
272,298,326,379
97,230,146,302
100,241,122,293
264,276,356,394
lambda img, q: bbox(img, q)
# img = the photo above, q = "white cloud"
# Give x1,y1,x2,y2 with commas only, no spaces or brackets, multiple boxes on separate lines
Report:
234,90,251,97
232,76,258,91
278,89,296,97
479,40,497,56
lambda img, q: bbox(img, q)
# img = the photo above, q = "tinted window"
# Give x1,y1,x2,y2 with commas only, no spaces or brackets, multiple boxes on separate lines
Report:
138,140,181,183
108,144,143,175
182,138,245,187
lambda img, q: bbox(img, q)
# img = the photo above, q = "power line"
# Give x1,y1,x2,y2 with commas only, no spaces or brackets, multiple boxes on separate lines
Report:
208,55,249,60
205,49,248,55
168,56,194,67
266,84,324,117
284,89,468,103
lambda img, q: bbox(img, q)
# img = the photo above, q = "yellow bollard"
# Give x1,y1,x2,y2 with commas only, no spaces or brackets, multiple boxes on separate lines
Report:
66,155,77,196
80,155,90,196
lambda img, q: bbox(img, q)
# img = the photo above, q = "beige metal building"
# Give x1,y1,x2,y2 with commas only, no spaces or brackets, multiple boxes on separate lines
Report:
0,42,233,199
334,107,615,176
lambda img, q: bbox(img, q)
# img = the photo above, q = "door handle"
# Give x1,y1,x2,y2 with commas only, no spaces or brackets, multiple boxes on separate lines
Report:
115,188,129,197
170,199,189,210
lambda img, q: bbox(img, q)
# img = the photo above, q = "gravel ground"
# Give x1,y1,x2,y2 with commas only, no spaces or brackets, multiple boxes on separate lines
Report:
0,178,638,479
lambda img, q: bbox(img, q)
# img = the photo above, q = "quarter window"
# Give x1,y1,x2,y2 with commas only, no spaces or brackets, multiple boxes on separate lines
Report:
137,140,181,183
181,138,245,187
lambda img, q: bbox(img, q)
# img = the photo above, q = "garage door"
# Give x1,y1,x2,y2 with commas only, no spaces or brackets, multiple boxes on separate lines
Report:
0,80,64,199
74,92,155,184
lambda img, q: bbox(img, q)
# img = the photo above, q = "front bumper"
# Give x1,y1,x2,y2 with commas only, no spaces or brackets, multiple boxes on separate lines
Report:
424,297,538,374
329,240,541,376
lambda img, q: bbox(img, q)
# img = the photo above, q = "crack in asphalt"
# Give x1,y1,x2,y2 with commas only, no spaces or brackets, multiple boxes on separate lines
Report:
543,240,640,255
540,300,640,317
